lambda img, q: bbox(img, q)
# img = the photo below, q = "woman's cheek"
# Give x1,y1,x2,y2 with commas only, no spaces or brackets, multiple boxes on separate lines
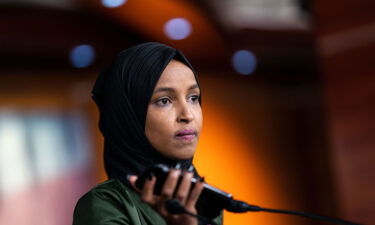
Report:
194,107,203,133
153,111,174,138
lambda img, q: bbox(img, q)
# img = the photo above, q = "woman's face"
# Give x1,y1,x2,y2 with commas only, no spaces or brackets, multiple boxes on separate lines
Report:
145,60,202,160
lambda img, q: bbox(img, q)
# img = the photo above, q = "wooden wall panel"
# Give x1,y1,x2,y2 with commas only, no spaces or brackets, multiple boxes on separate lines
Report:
315,0,375,223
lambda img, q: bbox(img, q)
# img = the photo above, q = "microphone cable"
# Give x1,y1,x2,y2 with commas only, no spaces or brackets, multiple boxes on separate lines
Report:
226,199,363,225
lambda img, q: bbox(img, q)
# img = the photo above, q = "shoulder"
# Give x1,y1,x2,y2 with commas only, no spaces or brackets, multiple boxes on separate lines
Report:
212,211,224,225
84,179,131,200
72,179,135,225
75,179,132,209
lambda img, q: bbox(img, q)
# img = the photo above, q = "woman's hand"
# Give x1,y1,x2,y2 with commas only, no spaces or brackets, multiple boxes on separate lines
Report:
128,166,204,225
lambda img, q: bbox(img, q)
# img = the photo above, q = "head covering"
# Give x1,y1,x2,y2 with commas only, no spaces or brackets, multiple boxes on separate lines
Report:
92,42,201,184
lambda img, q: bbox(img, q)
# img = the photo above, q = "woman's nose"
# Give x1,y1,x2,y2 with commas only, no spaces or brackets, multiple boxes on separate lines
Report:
177,103,194,123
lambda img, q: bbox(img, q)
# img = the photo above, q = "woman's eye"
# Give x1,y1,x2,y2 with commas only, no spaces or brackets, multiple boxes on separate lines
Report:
189,95,199,102
156,97,171,106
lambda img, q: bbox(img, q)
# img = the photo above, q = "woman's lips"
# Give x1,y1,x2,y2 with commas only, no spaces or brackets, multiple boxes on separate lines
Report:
175,134,196,141
175,129,197,141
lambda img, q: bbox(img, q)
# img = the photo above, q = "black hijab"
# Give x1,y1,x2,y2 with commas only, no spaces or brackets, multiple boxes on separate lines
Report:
92,42,201,185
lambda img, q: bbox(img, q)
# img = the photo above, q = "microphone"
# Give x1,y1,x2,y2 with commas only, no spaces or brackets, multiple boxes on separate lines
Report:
165,199,186,214
137,164,362,225
165,199,217,225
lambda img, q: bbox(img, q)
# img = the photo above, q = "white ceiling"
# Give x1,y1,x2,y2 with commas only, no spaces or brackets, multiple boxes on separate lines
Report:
206,0,311,30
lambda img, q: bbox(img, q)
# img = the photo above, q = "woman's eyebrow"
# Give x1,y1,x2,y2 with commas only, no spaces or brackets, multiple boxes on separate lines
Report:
153,87,174,94
153,84,199,94
189,84,199,90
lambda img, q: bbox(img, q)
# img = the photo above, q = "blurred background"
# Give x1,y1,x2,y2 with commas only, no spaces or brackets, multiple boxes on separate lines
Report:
0,0,374,224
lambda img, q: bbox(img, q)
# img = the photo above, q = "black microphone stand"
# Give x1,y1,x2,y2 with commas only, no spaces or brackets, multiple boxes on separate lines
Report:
226,199,363,225
166,198,363,225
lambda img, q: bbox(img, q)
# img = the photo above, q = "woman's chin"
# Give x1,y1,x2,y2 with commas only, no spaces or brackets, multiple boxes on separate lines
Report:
168,150,195,161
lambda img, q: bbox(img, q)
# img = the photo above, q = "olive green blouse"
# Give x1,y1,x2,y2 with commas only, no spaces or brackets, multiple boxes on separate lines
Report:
72,179,223,225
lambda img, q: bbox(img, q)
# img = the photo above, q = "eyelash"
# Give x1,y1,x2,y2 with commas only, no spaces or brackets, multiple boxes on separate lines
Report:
189,95,199,102
156,97,171,106
155,95,200,106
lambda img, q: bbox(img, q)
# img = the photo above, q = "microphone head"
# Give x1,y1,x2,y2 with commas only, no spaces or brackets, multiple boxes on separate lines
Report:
165,199,186,214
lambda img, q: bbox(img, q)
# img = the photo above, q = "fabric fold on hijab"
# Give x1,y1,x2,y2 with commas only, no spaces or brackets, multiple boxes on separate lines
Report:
92,42,201,185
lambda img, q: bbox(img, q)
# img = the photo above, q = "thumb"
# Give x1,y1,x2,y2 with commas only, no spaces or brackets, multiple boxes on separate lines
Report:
127,175,141,192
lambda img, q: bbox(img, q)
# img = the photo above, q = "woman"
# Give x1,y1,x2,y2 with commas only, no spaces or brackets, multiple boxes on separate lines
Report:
72,42,223,225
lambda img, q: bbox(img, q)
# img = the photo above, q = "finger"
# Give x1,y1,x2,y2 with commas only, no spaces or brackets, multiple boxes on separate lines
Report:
140,174,157,204
128,175,141,192
161,168,181,199
175,170,193,204
185,177,205,210
156,167,181,211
